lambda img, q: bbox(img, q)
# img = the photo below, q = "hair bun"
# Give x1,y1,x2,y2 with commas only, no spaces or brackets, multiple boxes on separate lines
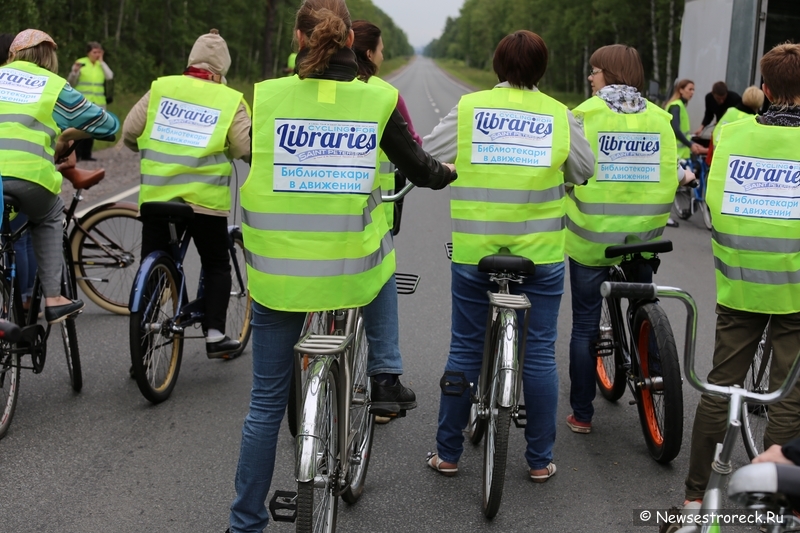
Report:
209,29,219,35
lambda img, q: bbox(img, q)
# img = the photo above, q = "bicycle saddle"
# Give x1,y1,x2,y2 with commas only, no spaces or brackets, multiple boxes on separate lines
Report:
478,249,536,275
61,167,105,190
605,239,673,259
140,201,195,221
728,463,800,508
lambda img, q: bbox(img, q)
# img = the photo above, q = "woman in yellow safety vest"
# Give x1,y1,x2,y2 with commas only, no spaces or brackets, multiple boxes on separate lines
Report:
228,1,455,530
423,30,595,483
68,41,113,161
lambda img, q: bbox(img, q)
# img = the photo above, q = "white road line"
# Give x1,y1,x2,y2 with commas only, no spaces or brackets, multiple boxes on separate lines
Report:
75,184,140,218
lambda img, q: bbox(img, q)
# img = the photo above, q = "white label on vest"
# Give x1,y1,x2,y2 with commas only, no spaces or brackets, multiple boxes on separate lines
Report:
273,118,378,194
150,97,221,148
721,155,800,219
596,132,661,182
471,108,553,167
0,68,48,104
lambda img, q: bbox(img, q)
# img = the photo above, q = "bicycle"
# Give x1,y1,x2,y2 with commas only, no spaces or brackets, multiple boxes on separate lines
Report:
594,239,684,463
128,201,252,404
727,461,800,533
742,321,774,460
440,243,534,519
674,156,712,230
0,188,86,439
631,281,800,533
268,183,420,532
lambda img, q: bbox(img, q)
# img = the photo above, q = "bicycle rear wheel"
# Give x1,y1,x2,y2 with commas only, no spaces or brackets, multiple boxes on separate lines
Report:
633,303,683,463
699,200,713,230
741,326,772,460
60,257,82,392
0,279,19,440
466,375,487,445
129,257,183,404
296,361,339,533
596,296,626,402
673,187,692,220
290,312,332,438
341,316,374,504
71,204,141,315
223,228,252,359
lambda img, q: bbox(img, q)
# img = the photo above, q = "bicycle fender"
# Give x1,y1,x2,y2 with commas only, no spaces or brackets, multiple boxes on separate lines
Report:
128,251,172,313
69,201,138,244
296,356,336,483
495,308,519,408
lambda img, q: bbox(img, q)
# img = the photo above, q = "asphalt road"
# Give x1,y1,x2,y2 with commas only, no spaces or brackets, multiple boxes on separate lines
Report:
2,57,757,533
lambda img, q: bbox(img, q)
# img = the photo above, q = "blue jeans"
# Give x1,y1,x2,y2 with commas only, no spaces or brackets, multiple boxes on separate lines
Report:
567,258,653,423
229,276,403,532
435,261,564,470
10,213,37,301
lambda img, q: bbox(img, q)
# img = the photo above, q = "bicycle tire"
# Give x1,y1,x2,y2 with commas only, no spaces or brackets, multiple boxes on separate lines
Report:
296,361,339,533
60,257,82,392
633,303,683,463
223,228,252,359
483,406,511,519
129,256,183,404
341,316,374,504
466,374,487,445
700,201,713,231
71,205,141,315
0,278,20,440
596,296,626,402
741,325,772,460
673,187,692,220
289,313,331,438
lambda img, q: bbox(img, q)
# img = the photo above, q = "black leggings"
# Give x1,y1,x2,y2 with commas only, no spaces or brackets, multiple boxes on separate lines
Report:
140,213,231,333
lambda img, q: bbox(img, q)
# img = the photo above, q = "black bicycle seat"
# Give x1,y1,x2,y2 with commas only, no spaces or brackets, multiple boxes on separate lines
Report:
478,249,536,276
729,463,800,508
3,194,20,212
140,201,195,222
605,239,673,259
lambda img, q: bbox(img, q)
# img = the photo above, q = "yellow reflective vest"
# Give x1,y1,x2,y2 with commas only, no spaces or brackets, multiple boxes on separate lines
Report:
243,75,398,312
713,107,750,146
451,87,570,265
0,61,64,194
567,97,678,266
137,75,243,211
366,75,399,227
707,117,800,314
667,99,691,160
73,57,106,106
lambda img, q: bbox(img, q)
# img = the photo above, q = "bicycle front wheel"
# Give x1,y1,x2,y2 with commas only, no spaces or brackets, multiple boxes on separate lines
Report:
673,187,692,220
341,316,374,504
596,296,626,402
71,205,141,315
60,258,82,392
741,326,772,460
224,228,252,359
0,278,19,440
633,303,683,463
296,362,339,533
129,257,183,404
699,201,712,230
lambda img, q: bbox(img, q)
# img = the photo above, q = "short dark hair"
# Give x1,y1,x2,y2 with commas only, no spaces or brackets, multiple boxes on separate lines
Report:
352,20,381,81
492,31,548,90
0,33,15,65
86,41,102,53
589,44,644,91
711,81,728,97
760,43,800,105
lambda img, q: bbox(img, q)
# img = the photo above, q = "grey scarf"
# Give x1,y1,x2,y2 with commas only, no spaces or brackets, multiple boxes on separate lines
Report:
595,85,648,114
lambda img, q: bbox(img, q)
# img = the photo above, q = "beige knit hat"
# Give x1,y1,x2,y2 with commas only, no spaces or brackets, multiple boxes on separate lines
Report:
187,29,231,81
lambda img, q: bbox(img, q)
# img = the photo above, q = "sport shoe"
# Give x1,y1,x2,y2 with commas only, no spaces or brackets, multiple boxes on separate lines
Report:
370,377,416,415
566,414,592,434
206,336,241,359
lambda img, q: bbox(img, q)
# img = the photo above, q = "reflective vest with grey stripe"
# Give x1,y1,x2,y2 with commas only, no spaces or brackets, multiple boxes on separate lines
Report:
0,61,64,194
366,76,400,226
566,97,677,267
137,75,243,211
73,57,106,106
451,87,570,266
707,116,800,314
242,74,398,312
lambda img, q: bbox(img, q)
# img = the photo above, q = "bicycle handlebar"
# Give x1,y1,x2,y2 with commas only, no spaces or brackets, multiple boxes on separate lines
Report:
600,281,657,300
381,182,415,203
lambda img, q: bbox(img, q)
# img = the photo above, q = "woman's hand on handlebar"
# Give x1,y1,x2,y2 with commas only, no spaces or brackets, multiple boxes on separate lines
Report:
443,163,457,183
752,444,795,465
59,127,91,143
680,167,697,187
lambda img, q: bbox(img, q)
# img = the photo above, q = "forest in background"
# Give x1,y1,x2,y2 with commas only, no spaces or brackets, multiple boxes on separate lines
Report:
424,0,685,99
2,0,414,93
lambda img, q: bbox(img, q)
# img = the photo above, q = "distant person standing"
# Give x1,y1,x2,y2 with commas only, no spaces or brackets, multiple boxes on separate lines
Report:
283,51,297,75
68,41,113,161
695,81,741,136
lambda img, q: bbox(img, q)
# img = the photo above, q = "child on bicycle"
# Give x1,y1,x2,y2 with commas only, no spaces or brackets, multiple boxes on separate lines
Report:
674,41,800,519
422,30,594,482
122,29,251,358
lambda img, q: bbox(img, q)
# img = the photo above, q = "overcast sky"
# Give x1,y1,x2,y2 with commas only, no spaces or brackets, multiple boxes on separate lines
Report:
372,0,464,48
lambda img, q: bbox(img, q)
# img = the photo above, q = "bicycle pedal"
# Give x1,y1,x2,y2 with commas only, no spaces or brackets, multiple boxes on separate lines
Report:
395,272,421,295
513,404,527,428
629,399,637,405
440,371,470,397
268,490,297,523
592,338,614,358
